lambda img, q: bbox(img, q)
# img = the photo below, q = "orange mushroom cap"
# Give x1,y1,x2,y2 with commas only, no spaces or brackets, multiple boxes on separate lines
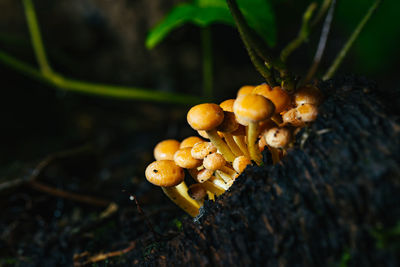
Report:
233,94,275,125
191,141,217,159
187,103,224,131
145,160,184,187
219,99,235,112
296,103,318,122
294,85,322,106
180,136,204,149
237,85,255,97
233,156,251,173
253,84,291,114
264,127,292,148
203,152,226,171
154,139,180,161
174,147,202,169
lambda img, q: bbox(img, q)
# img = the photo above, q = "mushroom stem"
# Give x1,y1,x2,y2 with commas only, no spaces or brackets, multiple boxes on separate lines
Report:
162,182,200,217
206,129,236,162
233,135,250,157
215,170,234,184
247,122,263,165
202,180,225,196
211,175,232,190
223,133,244,157
269,146,280,164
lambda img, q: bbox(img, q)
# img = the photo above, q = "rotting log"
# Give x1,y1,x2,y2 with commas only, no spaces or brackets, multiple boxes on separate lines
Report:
144,76,400,266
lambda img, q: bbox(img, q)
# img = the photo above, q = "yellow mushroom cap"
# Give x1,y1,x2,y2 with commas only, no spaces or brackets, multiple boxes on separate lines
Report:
219,99,235,112
233,156,251,173
233,94,275,124
237,85,255,97
188,184,207,200
253,84,291,114
191,142,217,159
180,136,204,149
174,147,202,169
197,169,214,183
145,160,184,187
154,139,180,161
296,103,318,122
187,103,224,131
203,152,226,171
264,127,292,148
282,108,304,127
294,85,322,106
217,111,239,133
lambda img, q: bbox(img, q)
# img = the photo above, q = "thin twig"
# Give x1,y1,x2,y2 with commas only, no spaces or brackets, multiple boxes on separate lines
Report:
73,241,136,267
304,0,336,83
280,2,318,63
226,0,275,85
29,181,110,207
312,0,332,27
323,0,382,80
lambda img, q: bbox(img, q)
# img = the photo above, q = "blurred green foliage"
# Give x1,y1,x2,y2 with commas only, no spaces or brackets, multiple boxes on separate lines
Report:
146,0,276,49
335,0,400,74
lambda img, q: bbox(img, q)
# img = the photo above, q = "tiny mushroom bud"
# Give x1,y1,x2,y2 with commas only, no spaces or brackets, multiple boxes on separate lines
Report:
180,136,204,149
154,139,180,160
219,99,235,112
233,156,251,173
197,169,214,183
145,160,200,217
234,94,275,165
294,85,322,106
191,141,217,159
237,85,255,97
253,84,291,114
264,127,292,149
296,103,318,122
187,103,236,162
203,152,226,171
282,108,305,127
174,147,202,169
188,184,207,203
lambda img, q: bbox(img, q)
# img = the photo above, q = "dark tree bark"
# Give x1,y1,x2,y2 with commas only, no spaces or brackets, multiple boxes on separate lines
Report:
144,76,400,267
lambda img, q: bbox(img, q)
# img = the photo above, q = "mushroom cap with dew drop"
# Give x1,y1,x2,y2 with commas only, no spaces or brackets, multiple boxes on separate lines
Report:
264,127,292,148
174,147,202,169
154,139,180,161
203,152,226,171
180,136,204,149
187,103,224,131
234,94,275,125
145,160,184,187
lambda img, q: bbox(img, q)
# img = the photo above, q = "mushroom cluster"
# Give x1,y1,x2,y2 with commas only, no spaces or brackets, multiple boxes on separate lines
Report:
145,83,322,216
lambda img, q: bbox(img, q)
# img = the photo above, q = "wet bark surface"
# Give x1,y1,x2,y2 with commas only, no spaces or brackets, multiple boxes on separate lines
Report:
144,76,400,266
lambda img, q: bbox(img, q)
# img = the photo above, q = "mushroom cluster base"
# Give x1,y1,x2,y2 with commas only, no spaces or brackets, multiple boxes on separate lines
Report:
143,77,400,266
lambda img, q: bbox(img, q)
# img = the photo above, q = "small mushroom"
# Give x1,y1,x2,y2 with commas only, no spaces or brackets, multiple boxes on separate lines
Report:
174,147,202,169
180,136,204,149
153,139,180,160
294,85,322,106
203,153,238,182
187,103,236,162
296,103,318,122
234,94,275,165
219,99,235,112
253,84,291,114
145,160,200,217
237,85,255,97
191,141,217,159
264,127,292,149
282,108,305,127
188,183,207,205
233,156,251,173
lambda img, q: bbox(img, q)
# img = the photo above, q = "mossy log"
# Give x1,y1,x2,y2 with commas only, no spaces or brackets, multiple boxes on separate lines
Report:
145,77,400,266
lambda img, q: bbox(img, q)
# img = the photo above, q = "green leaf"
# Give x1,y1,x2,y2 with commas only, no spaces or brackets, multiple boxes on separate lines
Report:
146,0,276,49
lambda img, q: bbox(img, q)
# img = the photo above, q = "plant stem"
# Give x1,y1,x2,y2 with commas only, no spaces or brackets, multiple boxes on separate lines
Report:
22,0,53,76
0,50,206,105
304,0,336,83
280,2,317,63
226,0,275,85
323,0,381,81
201,27,213,98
